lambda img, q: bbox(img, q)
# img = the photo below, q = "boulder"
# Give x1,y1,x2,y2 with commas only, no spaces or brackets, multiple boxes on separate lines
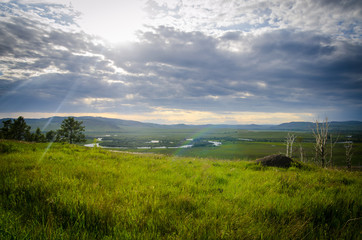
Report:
255,154,294,168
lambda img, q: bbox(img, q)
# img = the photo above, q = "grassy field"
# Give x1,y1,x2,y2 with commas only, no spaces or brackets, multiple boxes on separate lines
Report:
1,140,361,239
88,129,317,146
102,141,362,167
87,128,362,167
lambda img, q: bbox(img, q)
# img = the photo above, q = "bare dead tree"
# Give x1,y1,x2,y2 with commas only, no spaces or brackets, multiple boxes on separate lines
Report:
313,118,329,167
328,134,339,167
344,141,353,170
286,132,296,158
296,136,305,162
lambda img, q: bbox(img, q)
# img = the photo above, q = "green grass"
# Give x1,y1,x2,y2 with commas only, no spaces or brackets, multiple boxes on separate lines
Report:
89,128,362,167
113,141,362,166
0,140,361,239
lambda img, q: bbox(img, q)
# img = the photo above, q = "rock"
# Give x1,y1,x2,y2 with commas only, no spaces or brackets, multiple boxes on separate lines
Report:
255,154,294,168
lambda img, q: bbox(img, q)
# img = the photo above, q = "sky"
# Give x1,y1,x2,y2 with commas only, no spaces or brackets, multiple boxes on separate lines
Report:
0,0,361,124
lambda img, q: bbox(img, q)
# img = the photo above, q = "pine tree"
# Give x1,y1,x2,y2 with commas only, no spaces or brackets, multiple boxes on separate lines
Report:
57,117,86,144
46,130,56,142
33,128,46,142
0,117,31,141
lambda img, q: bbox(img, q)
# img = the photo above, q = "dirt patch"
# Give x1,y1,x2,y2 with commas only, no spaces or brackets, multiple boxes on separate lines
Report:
255,154,295,168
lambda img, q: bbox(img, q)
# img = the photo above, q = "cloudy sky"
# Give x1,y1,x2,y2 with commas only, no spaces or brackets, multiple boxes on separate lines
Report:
0,0,361,124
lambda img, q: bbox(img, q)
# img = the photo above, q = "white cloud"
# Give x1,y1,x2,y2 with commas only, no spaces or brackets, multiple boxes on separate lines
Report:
144,0,362,43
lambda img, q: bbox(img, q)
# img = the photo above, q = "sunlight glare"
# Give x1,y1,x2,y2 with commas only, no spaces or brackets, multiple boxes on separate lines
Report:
72,0,146,43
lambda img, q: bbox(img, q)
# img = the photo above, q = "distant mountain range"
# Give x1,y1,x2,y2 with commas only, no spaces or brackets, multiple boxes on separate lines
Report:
1,116,362,133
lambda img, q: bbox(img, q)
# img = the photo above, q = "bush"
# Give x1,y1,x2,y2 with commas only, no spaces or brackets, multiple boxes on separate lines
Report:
0,141,17,153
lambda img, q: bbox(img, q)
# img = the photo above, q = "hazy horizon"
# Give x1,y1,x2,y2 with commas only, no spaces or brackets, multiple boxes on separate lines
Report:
1,1,361,124
1,114,361,126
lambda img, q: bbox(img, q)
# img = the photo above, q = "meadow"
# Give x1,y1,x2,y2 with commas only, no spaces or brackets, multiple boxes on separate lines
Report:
121,141,362,166
88,128,362,167
1,140,361,239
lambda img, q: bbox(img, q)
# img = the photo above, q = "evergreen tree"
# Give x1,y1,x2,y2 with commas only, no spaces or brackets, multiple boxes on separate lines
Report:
33,128,46,142
0,117,31,141
46,130,56,142
0,119,12,139
57,117,86,144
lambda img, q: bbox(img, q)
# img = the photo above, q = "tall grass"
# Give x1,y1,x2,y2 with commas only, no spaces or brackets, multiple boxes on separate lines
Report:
119,141,362,166
0,140,361,239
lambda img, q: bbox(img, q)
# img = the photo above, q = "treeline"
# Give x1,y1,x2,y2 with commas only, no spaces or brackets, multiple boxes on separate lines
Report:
0,116,85,144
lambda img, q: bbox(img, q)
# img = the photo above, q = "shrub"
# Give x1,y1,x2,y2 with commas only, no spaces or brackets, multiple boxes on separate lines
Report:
0,141,17,153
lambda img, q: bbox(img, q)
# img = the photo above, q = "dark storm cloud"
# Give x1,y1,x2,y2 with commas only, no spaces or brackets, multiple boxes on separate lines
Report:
112,27,225,71
319,0,362,10
109,27,242,98
0,16,103,72
105,26,362,116
0,71,138,113
221,31,242,41
252,30,335,59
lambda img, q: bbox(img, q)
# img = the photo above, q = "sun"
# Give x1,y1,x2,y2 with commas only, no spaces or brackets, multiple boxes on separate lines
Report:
72,0,146,43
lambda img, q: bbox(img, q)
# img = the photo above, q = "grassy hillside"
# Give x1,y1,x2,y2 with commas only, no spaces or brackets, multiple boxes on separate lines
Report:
0,140,361,239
